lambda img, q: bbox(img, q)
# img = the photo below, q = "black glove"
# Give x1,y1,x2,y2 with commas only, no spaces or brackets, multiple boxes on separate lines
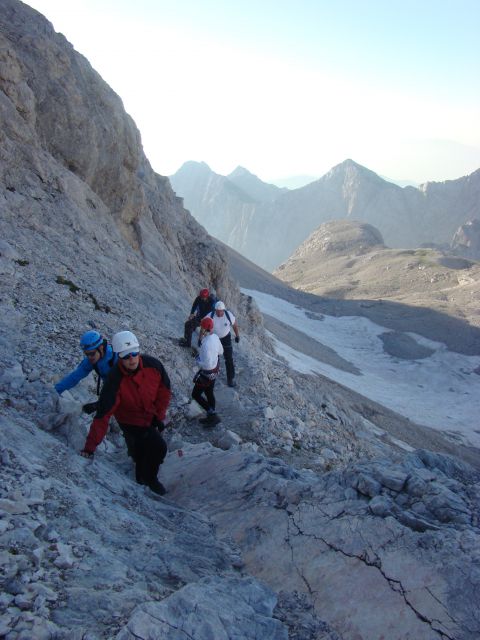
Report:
82,401,98,415
151,417,166,432
235,335,240,343
80,450,94,459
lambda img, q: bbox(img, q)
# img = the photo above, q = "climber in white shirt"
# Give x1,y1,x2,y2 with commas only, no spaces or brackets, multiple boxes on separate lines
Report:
200,300,240,387
192,316,224,426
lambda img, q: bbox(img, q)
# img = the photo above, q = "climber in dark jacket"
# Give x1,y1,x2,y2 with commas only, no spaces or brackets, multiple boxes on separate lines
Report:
179,287,216,348
81,331,172,495
55,330,117,414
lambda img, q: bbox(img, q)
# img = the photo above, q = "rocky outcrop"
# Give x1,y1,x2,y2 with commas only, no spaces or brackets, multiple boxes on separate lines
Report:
171,159,480,271
451,219,480,260
280,219,385,262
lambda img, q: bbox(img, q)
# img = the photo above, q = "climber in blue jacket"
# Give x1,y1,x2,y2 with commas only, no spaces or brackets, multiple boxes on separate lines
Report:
55,330,117,413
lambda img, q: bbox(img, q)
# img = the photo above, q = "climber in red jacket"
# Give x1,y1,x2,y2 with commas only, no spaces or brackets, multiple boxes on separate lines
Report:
80,330,172,495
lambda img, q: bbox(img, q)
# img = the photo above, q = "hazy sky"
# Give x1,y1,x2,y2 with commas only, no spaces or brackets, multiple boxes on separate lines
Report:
25,0,480,184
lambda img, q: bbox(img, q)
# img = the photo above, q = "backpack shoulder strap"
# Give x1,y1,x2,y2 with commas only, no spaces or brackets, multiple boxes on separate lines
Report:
224,310,232,326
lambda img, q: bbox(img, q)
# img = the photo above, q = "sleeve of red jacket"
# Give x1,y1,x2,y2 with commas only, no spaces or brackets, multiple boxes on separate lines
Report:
142,355,172,421
83,369,121,454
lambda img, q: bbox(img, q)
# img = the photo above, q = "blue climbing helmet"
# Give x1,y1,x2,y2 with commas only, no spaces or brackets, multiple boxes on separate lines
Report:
80,330,103,352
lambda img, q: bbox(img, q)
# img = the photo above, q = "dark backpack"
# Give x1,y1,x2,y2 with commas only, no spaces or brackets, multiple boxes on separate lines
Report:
93,340,116,395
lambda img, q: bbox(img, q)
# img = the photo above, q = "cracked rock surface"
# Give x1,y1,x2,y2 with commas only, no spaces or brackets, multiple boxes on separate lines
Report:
164,444,480,640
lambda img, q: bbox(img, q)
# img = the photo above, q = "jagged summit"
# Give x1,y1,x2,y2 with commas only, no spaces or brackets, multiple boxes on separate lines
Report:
321,158,389,186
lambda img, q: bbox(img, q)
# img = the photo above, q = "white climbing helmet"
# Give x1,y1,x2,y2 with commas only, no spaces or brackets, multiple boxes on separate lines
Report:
112,330,140,357
215,301,225,310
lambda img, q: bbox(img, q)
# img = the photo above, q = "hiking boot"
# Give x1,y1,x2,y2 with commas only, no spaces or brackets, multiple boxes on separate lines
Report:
200,413,221,427
148,479,166,495
227,379,236,388
178,338,190,347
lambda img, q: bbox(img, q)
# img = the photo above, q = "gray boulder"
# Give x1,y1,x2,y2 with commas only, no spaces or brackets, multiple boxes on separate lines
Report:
451,218,480,259
117,576,288,640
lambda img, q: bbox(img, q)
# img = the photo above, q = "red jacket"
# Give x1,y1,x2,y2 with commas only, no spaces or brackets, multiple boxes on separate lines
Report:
84,355,172,454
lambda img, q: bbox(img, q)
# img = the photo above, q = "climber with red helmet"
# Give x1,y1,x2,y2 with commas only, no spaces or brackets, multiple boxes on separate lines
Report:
200,300,240,388
80,331,172,495
179,287,217,348
191,316,224,426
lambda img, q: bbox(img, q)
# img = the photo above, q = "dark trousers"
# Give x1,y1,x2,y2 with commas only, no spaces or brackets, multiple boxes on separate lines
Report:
192,379,216,412
220,334,235,383
184,316,201,346
120,424,167,484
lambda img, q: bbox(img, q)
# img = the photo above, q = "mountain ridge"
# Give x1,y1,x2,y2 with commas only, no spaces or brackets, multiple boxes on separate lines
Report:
171,159,480,271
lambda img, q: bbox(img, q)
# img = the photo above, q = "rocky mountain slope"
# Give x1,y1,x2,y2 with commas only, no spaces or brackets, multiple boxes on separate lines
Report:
1,1,479,639
170,159,480,271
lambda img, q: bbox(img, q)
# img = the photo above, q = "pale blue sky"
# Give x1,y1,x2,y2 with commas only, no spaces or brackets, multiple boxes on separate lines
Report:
25,0,480,184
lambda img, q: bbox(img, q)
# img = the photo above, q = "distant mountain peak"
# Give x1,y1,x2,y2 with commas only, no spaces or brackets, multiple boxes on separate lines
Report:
228,166,254,179
329,158,371,174
226,166,284,203
172,160,213,177
323,159,385,185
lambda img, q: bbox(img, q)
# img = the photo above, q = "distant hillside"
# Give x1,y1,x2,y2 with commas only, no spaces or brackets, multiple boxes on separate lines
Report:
170,160,480,272
275,220,480,333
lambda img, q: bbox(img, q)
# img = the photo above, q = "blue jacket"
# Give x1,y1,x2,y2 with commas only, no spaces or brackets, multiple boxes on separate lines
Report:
55,344,117,394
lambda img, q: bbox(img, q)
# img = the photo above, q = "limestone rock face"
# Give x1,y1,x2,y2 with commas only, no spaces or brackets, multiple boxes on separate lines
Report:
0,0,228,293
165,443,480,640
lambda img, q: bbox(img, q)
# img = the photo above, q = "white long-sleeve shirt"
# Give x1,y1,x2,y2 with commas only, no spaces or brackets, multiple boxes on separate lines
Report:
196,333,224,371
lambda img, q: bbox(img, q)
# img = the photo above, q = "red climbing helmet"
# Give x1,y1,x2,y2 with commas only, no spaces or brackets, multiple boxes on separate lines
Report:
201,317,214,332
199,288,209,298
